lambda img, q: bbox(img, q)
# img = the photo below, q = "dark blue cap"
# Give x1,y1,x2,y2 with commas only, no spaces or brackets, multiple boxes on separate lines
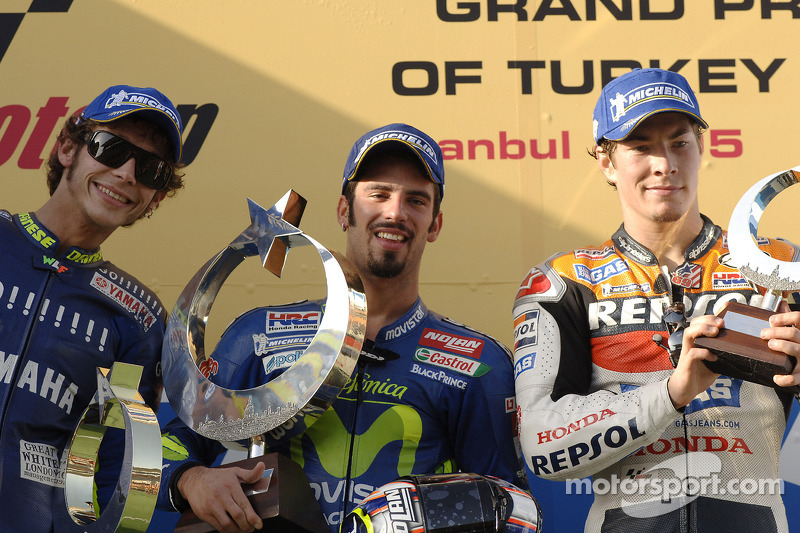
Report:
342,123,445,199
593,68,708,143
78,85,183,163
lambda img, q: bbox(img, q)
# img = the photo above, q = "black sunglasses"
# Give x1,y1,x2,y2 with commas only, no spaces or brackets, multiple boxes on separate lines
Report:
84,130,173,190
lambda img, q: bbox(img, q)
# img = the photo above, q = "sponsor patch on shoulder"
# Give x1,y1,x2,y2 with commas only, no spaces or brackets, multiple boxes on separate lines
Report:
90,272,157,331
601,281,651,297
574,246,615,260
711,272,754,291
516,263,566,302
267,311,321,332
419,328,483,357
514,352,535,378
414,348,491,377
574,258,629,285
513,310,538,350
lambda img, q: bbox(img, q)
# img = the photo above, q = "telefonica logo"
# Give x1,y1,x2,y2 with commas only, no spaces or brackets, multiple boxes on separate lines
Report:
0,3,73,64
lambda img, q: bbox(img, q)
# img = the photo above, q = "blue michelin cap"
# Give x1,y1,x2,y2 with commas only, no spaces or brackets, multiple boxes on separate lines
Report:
342,123,445,199
592,68,708,144
78,85,183,163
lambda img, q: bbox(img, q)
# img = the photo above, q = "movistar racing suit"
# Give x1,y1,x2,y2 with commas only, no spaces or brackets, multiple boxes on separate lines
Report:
513,215,799,533
159,297,525,531
0,211,164,531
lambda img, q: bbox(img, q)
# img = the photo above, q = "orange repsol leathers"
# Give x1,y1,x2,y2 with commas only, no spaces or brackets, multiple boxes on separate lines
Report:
0,210,164,531
513,215,799,533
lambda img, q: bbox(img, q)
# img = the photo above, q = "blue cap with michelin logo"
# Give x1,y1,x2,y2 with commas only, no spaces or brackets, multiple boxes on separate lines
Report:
592,68,708,144
342,123,445,199
78,85,184,163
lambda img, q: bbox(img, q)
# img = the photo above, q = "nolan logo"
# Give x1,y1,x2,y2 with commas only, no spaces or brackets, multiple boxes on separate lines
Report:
419,328,484,356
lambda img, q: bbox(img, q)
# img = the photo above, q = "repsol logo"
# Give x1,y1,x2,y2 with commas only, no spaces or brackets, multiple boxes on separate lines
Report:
0,97,217,168
588,292,761,331
530,417,646,476
435,0,800,21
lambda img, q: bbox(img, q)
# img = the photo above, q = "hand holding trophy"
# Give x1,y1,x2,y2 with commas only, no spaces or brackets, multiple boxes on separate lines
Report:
161,191,367,532
694,166,800,394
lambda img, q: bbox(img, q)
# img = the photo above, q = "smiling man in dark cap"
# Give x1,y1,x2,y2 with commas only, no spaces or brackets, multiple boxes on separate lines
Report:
0,84,184,530
157,123,525,533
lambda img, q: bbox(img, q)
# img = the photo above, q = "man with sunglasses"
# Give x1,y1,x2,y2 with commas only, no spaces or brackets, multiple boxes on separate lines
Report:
513,68,800,532
0,84,183,530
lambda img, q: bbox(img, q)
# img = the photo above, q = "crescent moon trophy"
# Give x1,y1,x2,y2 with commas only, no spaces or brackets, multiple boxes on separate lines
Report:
161,189,366,454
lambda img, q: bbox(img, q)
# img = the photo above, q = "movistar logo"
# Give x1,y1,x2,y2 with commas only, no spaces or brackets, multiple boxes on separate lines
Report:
340,372,407,400
290,405,422,477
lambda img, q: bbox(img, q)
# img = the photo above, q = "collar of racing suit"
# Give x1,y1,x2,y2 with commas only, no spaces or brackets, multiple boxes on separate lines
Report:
611,214,721,267
10,211,104,267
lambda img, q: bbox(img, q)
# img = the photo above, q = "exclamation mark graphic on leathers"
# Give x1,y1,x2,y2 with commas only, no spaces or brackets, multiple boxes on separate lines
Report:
7,286,17,310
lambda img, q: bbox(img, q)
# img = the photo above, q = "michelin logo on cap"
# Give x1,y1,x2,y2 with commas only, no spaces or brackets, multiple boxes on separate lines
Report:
356,130,439,165
608,82,693,123
104,89,181,125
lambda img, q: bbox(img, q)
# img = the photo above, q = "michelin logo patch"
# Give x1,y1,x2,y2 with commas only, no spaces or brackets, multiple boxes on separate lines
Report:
609,82,693,123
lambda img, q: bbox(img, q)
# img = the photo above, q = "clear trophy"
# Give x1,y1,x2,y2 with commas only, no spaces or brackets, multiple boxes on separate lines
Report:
161,191,367,532
694,166,800,394
54,362,163,532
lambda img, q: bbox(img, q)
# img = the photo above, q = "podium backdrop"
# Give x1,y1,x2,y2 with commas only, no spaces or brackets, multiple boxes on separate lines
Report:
1,2,797,531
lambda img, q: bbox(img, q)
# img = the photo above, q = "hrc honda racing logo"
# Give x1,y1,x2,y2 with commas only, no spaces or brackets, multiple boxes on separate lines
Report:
267,311,321,332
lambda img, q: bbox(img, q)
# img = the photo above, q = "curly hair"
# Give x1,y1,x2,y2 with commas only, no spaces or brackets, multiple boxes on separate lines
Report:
45,114,184,196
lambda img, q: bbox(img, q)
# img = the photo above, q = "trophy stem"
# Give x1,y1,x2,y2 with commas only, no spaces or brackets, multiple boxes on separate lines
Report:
249,434,266,458
761,289,782,312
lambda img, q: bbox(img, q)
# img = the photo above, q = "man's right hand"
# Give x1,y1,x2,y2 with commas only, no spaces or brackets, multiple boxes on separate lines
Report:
177,462,266,533
667,314,723,409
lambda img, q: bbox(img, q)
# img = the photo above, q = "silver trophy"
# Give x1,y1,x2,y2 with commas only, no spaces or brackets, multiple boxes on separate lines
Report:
161,190,366,531
54,362,162,532
695,166,800,393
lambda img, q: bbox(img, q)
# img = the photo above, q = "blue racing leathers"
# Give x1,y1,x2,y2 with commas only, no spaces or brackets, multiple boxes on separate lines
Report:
0,210,164,531
159,297,525,531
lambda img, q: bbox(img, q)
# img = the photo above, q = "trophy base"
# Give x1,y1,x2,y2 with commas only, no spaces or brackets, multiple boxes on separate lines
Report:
694,302,799,394
175,453,328,533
